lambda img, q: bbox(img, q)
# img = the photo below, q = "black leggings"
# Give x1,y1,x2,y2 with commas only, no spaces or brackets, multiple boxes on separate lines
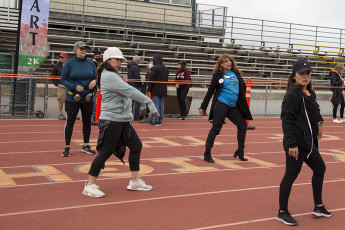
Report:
177,88,189,117
64,101,94,146
205,100,247,152
332,95,345,118
279,143,326,211
88,122,142,177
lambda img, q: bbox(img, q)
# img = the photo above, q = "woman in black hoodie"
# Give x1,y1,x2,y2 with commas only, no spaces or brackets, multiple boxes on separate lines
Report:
277,60,331,226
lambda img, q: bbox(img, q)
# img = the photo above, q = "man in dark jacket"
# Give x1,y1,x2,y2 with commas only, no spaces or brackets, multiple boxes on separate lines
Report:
148,54,169,126
51,52,68,120
127,55,142,120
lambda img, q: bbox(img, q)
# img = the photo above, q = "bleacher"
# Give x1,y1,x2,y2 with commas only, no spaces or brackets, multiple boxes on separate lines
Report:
1,5,345,81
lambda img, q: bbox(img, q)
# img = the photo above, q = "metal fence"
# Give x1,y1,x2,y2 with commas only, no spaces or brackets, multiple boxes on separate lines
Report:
0,74,335,119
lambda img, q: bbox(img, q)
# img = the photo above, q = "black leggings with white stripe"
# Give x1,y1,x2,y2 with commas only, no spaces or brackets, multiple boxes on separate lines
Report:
64,101,94,146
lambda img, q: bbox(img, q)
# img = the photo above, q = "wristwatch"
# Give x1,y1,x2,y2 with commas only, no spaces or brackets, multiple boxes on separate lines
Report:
318,121,324,126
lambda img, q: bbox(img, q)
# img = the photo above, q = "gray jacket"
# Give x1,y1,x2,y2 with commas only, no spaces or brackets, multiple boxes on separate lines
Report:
99,69,157,122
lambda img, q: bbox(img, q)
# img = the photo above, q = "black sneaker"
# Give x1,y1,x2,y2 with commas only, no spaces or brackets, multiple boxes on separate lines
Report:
312,205,332,217
61,147,70,157
276,211,298,226
182,117,187,120
82,145,96,154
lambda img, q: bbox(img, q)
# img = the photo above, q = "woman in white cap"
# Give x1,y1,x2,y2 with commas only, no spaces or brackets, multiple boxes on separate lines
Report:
277,59,330,226
82,47,159,197
60,41,97,157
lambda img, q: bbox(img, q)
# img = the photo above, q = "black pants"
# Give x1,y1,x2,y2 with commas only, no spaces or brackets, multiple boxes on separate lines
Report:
177,88,189,117
205,100,247,152
279,142,326,211
332,95,345,118
88,122,142,177
65,101,94,146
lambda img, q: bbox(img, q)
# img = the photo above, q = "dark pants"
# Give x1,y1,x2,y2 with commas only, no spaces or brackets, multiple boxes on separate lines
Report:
132,86,141,120
177,88,189,117
88,122,142,177
279,142,326,211
332,95,345,118
65,101,94,146
205,100,247,152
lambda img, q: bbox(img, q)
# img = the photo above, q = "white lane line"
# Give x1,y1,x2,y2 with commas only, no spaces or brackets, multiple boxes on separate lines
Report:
189,207,345,230
0,179,343,218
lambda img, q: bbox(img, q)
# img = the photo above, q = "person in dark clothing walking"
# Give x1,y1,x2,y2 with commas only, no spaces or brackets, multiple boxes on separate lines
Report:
127,55,142,120
51,52,68,120
277,59,331,226
148,54,169,126
329,63,345,123
175,60,191,120
60,41,97,157
199,54,252,163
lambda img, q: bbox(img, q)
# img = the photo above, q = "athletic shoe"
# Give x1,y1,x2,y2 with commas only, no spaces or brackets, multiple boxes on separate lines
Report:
177,115,183,119
81,145,96,154
74,94,81,102
340,118,345,123
182,117,187,120
139,117,150,123
58,114,66,120
61,147,70,157
127,179,153,191
333,119,341,123
312,205,332,217
276,211,298,226
82,183,105,197
152,122,162,127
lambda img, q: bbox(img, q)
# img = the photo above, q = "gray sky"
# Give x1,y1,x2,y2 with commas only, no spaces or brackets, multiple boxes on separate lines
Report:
196,0,345,29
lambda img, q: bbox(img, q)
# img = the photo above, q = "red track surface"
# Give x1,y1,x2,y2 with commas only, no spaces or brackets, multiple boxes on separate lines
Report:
0,117,344,229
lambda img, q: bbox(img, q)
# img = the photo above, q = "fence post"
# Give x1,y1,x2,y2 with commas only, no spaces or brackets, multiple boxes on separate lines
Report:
246,78,255,130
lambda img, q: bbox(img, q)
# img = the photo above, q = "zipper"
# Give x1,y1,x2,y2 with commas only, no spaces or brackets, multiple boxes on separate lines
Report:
302,96,313,158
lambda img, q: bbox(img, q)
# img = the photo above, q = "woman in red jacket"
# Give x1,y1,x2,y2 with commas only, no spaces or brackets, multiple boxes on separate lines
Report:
175,60,191,120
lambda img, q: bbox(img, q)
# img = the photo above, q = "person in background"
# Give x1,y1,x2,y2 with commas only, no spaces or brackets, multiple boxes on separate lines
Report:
127,55,142,120
82,47,159,197
277,59,330,226
199,54,252,163
148,54,169,126
51,52,68,120
329,63,345,123
175,60,191,120
60,41,97,157
91,51,103,126
140,59,153,124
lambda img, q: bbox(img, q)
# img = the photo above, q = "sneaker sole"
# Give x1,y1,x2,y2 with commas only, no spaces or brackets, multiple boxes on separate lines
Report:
312,212,332,217
276,217,297,226
126,186,153,191
61,154,70,157
82,149,96,155
82,191,105,198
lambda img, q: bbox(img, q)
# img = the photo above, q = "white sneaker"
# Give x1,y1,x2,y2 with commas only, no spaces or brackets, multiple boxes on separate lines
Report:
127,179,153,191
333,119,342,123
340,118,345,123
82,183,105,197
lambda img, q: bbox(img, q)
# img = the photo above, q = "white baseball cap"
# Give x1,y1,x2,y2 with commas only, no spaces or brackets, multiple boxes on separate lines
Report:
103,47,127,62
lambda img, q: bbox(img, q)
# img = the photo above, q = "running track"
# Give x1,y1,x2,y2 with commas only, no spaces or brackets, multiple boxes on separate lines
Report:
0,117,344,229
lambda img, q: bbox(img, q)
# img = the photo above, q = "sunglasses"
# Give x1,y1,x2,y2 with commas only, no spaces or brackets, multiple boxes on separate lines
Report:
79,47,87,51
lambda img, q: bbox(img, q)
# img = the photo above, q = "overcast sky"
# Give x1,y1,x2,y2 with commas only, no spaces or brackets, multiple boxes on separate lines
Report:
196,0,345,29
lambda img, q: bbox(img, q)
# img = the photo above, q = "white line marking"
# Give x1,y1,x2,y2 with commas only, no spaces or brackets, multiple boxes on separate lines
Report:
0,179,343,218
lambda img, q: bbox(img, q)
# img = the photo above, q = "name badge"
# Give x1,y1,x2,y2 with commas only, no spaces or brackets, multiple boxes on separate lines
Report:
224,75,230,79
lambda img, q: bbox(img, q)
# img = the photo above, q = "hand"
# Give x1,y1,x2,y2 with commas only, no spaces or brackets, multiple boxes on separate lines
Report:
76,85,84,92
317,125,323,140
289,147,299,160
199,108,206,116
175,84,179,89
89,80,96,89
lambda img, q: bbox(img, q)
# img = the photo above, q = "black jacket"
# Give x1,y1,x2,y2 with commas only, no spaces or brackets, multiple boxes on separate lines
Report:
281,88,323,155
127,61,142,88
330,70,343,91
148,54,169,97
51,62,63,86
200,71,252,121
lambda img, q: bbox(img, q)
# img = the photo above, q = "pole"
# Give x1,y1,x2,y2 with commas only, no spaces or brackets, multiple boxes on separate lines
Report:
246,78,255,130
11,0,23,118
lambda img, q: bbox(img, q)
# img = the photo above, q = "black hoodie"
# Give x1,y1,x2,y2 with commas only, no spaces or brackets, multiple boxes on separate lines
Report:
127,61,141,88
148,54,169,97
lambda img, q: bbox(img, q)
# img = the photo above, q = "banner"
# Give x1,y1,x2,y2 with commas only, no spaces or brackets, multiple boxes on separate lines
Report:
18,0,50,73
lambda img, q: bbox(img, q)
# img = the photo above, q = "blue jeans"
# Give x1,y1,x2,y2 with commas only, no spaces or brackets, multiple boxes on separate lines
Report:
152,96,165,124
